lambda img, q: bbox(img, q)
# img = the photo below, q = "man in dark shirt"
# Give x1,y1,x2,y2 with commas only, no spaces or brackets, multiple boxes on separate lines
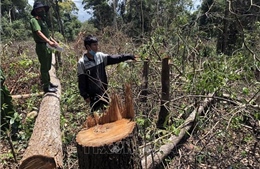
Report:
77,35,136,112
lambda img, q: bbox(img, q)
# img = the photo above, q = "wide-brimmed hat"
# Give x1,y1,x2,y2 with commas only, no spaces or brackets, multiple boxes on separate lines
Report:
31,2,50,16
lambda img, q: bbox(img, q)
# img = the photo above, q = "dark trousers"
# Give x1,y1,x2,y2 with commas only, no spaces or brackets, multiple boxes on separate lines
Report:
36,43,52,89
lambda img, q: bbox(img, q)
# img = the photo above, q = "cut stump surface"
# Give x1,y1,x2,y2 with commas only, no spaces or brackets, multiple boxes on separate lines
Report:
77,119,135,147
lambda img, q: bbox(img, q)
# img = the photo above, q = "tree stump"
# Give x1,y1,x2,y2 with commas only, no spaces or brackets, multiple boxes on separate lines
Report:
76,84,141,169
19,54,63,169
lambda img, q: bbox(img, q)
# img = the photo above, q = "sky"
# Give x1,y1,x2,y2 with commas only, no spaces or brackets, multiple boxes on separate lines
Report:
192,0,202,11
71,0,92,22
28,0,201,22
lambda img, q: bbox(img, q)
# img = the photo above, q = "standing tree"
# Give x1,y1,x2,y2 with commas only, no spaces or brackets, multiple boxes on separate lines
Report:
82,0,114,30
199,0,260,55
0,0,31,41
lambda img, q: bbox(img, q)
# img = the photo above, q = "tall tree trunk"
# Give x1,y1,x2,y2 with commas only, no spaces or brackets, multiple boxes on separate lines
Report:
140,0,144,36
55,0,65,39
217,1,229,54
113,0,118,31
156,57,170,129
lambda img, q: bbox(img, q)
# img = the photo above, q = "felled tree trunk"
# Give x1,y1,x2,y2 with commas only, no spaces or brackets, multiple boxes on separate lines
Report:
19,54,63,169
76,84,141,169
142,93,215,169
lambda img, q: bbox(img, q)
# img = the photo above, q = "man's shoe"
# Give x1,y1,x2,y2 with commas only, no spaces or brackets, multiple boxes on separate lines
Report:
50,83,58,88
43,86,57,93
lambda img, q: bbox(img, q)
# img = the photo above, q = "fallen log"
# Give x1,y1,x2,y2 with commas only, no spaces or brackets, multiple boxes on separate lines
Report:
76,84,141,169
141,93,215,169
19,54,63,169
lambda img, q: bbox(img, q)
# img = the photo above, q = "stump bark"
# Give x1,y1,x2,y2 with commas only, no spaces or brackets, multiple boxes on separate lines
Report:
76,84,141,169
19,54,63,169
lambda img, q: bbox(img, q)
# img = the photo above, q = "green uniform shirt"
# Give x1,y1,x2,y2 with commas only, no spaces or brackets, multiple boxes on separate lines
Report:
30,17,50,43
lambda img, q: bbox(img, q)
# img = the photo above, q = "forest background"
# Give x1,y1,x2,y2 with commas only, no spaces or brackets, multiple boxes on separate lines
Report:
0,0,259,168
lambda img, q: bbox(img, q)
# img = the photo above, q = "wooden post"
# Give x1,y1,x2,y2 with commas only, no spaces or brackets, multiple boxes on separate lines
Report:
19,54,63,169
76,85,141,169
140,60,149,102
156,57,170,129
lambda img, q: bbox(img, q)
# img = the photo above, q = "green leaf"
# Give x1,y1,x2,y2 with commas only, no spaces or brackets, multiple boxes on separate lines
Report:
10,118,14,125
242,87,249,95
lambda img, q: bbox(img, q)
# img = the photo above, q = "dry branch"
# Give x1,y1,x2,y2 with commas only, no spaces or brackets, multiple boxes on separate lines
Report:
141,93,215,169
222,93,260,109
19,54,63,169
12,92,44,99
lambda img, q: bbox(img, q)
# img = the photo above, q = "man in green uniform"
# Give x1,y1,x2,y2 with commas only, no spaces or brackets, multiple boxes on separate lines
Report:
30,2,59,93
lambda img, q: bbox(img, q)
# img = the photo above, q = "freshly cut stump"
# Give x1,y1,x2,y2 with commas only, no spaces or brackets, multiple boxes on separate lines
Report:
76,119,140,169
76,84,141,169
